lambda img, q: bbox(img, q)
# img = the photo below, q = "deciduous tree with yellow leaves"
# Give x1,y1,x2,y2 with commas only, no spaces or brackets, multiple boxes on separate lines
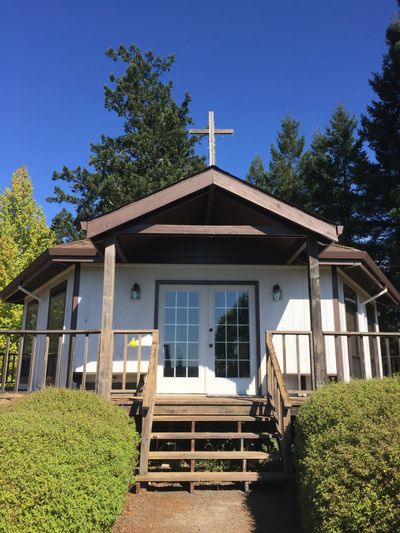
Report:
0,167,55,335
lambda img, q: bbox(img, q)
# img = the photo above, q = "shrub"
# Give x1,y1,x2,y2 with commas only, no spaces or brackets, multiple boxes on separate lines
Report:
0,388,139,532
294,377,400,533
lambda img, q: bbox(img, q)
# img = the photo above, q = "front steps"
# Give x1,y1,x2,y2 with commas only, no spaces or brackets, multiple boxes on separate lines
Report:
133,395,292,492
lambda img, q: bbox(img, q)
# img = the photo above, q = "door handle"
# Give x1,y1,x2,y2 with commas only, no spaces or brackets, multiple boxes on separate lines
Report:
209,343,213,348
209,328,213,332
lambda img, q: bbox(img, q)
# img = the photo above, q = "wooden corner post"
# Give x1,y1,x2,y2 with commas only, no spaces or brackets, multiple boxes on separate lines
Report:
307,238,327,389
97,242,116,398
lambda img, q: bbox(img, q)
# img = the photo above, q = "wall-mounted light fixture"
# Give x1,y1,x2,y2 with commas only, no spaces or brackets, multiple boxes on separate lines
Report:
130,282,141,300
272,283,282,302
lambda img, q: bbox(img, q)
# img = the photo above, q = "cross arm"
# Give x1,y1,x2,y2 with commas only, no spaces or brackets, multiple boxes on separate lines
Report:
189,128,209,134
214,129,234,134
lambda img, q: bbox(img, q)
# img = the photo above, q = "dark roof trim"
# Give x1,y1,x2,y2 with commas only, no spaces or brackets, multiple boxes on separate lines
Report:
85,166,341,241
319,245,400,305
2,238,398,307
0,242,98,303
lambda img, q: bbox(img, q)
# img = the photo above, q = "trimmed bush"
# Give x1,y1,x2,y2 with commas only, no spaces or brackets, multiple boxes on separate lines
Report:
294,377,400,532
0,388,139,532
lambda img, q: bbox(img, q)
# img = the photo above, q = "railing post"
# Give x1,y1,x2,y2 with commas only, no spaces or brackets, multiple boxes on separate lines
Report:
385,338,392,377
1,335,10,391
307,237,327,389
13,335,25,392
97,242,116,398
27,335,37,391
139,329,159,475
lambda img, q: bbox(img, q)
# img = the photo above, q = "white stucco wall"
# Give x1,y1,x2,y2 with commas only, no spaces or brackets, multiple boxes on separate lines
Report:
75,263,340,393
23,262,380,391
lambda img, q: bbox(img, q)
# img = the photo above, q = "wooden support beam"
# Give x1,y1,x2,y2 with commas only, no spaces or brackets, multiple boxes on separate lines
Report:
286,241,306,265
121,224,305,238
97,242,116,397
307,238,327,389
115,237,128,263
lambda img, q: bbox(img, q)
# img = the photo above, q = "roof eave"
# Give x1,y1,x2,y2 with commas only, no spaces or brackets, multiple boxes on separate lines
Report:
85,167,340,242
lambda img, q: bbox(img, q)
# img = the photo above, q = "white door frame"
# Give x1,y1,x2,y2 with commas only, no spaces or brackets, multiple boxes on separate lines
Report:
157,284,207,393
206,284,257,395
155,281,260,395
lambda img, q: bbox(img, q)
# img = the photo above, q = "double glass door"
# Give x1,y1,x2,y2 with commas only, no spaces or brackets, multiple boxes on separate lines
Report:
157,284,257,395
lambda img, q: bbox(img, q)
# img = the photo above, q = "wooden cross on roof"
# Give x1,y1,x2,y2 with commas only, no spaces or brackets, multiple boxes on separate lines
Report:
189,111,234,166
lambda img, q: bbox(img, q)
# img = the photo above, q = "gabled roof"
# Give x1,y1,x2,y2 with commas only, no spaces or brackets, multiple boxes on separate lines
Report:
84,166,342,241
1,167,398,306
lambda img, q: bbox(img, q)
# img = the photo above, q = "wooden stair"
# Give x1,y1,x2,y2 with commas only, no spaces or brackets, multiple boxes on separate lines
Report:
136,471,288,483
136,395,292,493
133,331,293,492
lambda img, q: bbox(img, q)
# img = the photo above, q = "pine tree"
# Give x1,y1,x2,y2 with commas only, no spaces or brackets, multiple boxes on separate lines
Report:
302,104,371,245
0,167,55,333
48,44,205,241
268,115,306,204
246,154,270,190
361,10,400,327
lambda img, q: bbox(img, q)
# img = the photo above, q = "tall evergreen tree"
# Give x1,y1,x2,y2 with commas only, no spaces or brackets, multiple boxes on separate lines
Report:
361,9,400,327
0,167,55,333
302,104,371,245
48,44,205,241
268,115,306,204
246,154,270,190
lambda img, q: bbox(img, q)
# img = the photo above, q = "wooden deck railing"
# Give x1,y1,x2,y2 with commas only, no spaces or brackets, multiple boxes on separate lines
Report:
111,330,158,394
322,331,400,378
268,330,400,394
0,330,101,392
139,330,159,475
265,331,292,474
0,329,159,395
267,330,315,394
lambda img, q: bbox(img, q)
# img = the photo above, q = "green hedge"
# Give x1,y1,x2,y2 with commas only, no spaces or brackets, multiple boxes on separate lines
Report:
0,388,139,532
294,377,400,533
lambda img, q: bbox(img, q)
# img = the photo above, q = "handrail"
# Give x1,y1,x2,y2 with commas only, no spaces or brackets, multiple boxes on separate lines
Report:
265,332,291,409
323,331,400,337
141,330,159,410
139,330,159,475
0,329,101,334
265,331,293,475
268,329,400,337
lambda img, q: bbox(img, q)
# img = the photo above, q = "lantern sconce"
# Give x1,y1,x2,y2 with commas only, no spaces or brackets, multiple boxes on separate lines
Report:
131,282,141,300
272,283,282,302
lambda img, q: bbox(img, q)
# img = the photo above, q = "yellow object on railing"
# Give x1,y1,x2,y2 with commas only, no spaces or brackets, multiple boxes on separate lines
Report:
128,334,153,348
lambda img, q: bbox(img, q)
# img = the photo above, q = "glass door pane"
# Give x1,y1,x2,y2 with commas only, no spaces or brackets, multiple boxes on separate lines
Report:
163,290,200,378
214,290,250,378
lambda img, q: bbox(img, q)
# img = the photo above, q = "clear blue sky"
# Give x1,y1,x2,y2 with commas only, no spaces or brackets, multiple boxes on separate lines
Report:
0,0,397,223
